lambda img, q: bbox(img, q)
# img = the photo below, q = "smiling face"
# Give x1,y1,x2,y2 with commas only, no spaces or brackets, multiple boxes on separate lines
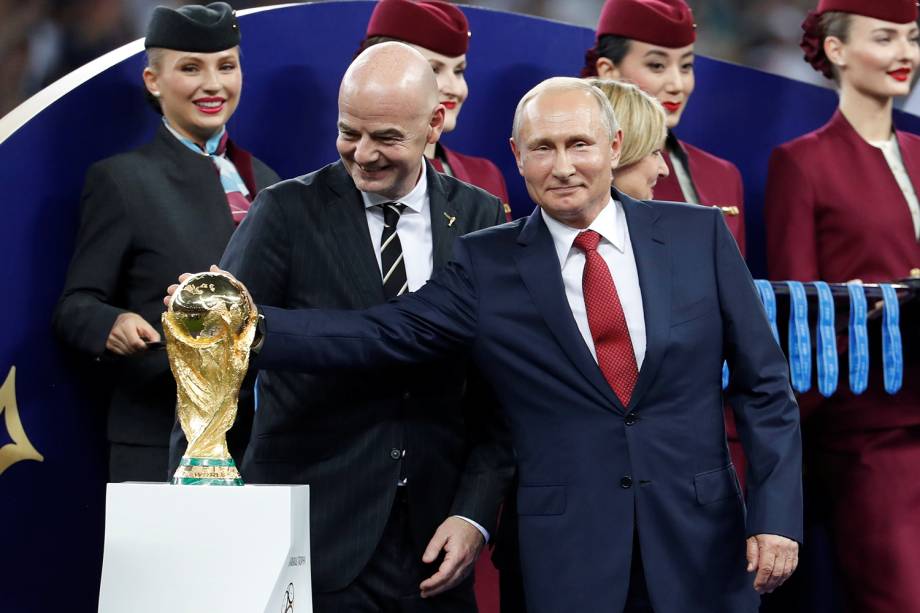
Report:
336,43,444,200
143,47,241,145
510,88,621,229
827,15,920,100
597,40,695,129
407,44,468,133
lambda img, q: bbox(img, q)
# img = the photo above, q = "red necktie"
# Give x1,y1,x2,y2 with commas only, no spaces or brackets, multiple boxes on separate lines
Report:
573,230,638,406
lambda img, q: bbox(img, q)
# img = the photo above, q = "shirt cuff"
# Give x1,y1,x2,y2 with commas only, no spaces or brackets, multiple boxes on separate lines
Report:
453,515,490,542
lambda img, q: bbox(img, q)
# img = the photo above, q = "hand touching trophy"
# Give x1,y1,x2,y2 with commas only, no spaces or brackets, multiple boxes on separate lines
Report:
163,271,258,485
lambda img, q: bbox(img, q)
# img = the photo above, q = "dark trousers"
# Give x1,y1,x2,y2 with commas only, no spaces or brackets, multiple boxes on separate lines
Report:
313,488,477,613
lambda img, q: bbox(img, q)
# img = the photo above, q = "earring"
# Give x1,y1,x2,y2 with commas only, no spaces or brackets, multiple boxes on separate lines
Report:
152,92,161,98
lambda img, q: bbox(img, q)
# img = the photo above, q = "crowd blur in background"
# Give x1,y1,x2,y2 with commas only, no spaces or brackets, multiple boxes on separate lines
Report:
0,0,827,118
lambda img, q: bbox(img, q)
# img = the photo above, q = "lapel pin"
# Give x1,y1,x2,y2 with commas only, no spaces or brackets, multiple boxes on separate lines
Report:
444,212,457,227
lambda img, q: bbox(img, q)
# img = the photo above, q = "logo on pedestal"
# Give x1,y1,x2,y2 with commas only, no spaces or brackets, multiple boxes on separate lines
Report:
0,366,44,476
282,582,294,612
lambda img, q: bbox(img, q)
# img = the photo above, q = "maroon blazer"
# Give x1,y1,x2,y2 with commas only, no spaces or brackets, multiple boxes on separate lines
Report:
654,137,746,255
432,144,512,221
765,109,920,431
766,110,920,283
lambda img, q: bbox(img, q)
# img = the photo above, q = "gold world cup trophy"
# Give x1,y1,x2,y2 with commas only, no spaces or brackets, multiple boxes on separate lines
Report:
163,271,258,485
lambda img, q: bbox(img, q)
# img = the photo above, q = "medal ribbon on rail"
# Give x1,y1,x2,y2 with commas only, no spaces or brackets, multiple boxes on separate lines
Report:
787,281,811,393
812,281,838,397
847,282,869,395
880,284,903,395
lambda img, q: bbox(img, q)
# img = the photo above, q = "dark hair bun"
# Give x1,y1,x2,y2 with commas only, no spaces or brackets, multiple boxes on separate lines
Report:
800,10,833,79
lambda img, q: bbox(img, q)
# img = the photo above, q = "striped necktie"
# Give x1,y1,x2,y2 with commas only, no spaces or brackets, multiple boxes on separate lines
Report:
379,202,408,299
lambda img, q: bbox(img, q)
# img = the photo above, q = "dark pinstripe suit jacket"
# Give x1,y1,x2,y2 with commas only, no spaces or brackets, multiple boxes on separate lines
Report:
180,160,515,593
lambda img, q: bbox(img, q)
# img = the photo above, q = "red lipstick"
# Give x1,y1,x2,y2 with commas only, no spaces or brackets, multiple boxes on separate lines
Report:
194,97,226,114
888,68,911,82
661,101,682,113
442,101,457,110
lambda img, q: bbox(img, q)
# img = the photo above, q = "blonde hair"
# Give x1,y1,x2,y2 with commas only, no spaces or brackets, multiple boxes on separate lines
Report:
587,79,666,168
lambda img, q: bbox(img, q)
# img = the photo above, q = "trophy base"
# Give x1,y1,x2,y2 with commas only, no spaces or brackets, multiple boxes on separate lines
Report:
99,483,311,613
173,457,244,486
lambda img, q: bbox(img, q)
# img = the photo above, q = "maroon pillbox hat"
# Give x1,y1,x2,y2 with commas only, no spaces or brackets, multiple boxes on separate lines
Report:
596,0,696,47
815,0,918,23
366,0,470,57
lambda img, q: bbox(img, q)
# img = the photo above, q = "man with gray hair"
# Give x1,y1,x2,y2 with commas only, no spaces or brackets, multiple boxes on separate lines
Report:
171,76,802,613
169,42,513,612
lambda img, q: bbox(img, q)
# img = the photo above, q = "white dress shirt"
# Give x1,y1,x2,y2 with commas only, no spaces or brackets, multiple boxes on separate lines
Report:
541,198,647,370
360,167,488,541
362,170,433,289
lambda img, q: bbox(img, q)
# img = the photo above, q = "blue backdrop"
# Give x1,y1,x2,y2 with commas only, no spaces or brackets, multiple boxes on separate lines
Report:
1,2,917,611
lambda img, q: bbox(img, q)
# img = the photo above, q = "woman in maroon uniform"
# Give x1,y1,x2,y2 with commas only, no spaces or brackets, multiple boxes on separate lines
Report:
359,0,511,220
765,1,920,610
582,0,745,253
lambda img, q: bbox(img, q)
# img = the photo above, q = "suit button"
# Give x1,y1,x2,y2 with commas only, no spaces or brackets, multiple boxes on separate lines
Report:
620,476,633,489
625,413,639,426
390,448,402,460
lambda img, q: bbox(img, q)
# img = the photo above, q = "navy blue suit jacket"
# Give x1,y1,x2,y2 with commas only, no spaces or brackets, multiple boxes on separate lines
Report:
258,191,802,613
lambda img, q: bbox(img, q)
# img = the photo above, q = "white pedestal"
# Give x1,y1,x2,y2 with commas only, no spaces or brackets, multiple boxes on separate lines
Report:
98,483,311,613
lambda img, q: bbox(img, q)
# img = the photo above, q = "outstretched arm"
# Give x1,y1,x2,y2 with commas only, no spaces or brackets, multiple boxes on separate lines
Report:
255,238,481,373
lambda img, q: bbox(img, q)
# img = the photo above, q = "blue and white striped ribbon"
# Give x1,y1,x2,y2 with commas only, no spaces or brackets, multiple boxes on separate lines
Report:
812,281,838,397
787,281,811,393
847,282,869,395
754,280,780,342
880,284,903,395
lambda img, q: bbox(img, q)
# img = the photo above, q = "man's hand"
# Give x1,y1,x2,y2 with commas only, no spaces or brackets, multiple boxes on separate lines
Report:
746,533,799,594
106,312,160,355
419,516,485,598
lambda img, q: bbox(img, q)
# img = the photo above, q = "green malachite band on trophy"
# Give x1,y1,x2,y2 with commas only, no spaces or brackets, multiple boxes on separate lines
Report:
172,476,245,486
180,457,238,468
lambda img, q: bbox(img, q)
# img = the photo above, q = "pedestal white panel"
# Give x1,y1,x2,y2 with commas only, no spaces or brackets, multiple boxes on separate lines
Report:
98,483,311,613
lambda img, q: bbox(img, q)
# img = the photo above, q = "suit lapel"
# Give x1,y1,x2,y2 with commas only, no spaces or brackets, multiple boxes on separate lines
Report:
619,191,670,411
427,162,460,270
326,162,387,306
514,209,622,411
153,125,236,255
